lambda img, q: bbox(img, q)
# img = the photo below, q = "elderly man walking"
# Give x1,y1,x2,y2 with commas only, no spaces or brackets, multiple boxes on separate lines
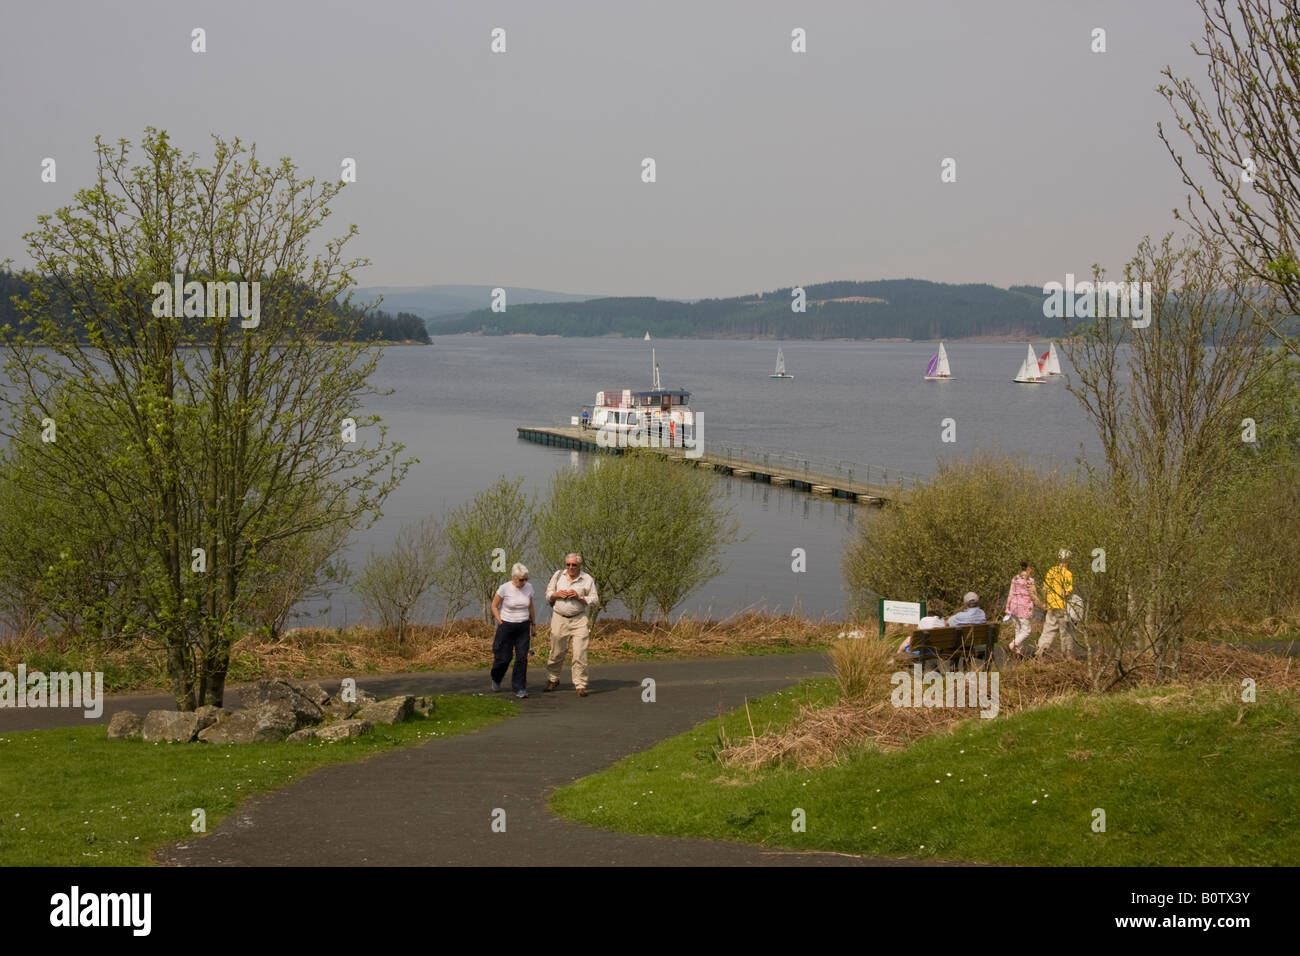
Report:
1038,550,1075,659
544,553,600,697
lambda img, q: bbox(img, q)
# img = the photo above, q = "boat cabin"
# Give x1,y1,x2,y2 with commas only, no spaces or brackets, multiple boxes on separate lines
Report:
585,387,694,438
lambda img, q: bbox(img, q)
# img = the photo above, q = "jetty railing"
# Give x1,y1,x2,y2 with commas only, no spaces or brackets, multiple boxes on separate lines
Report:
535,418,923,492
710,441,924,492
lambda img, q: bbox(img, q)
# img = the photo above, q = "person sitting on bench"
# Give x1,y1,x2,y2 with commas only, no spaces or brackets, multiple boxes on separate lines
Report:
946,592,987,627
899,601,949,654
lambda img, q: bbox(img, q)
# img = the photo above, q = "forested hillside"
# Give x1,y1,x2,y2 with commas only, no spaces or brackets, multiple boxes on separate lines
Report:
433,279,1061,339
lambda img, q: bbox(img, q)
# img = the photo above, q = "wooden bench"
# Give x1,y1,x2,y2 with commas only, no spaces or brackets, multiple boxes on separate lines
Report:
898,623,1005,672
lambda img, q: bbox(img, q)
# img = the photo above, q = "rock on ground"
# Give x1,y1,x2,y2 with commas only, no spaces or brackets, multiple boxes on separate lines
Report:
287,719,373,743
322,685,376,720
298,683,330,706
141,710,201,743
321,700,360,720
198,705,298,744
240,680,324,729
357,696,415,725
107,710,142,740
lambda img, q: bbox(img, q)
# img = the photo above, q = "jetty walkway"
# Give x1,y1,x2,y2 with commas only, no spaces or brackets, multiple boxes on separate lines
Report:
517,425,922,504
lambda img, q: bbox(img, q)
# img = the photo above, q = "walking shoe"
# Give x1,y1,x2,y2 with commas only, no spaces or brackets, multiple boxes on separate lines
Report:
515,689,528,699
490,680,501,692
576,688,589,697
543,680,559,692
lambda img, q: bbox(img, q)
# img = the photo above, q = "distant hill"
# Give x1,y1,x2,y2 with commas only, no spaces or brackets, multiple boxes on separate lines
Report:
350,285,599,321
431,279,1064,340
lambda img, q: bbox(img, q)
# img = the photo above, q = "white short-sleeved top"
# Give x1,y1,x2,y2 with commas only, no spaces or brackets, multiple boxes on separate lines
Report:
496,581,534,623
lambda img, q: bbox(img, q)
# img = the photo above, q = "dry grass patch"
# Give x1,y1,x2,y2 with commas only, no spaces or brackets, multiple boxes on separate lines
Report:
225,612,837,682
719,637,1300,771
1195,600,1300,642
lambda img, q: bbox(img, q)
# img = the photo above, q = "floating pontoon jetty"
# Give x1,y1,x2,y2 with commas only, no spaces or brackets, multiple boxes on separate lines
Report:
516,425,921,505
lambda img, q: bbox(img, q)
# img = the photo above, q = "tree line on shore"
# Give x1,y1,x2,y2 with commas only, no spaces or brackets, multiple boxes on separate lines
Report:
432,279,1069,340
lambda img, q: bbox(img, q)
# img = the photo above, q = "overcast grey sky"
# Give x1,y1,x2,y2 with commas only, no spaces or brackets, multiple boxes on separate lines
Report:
1,0,1213,299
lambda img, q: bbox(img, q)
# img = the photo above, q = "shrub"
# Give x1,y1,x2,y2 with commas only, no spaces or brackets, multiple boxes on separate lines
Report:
843,454,1090,618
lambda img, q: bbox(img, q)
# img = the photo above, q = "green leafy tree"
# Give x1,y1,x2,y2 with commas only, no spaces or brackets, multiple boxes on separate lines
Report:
627,470,739,622
0,129,409,709
843,454,1090,621
439,475,537,622
536,452,738,626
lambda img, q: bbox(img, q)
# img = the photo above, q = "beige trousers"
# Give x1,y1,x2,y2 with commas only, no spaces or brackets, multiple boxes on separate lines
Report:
547,613,591,689
1037,608,1074,656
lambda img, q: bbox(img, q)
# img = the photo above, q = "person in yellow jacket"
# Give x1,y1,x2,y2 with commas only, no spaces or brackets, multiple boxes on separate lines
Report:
1037,550,1074,658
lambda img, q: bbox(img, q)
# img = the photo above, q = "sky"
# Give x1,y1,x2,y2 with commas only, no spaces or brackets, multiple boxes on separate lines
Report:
0,0,1216,300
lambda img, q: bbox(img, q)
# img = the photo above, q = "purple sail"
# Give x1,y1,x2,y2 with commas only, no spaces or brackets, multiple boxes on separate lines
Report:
925,354,939,376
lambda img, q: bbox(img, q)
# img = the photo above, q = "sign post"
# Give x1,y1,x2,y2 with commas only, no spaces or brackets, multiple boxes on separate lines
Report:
878,598,927,639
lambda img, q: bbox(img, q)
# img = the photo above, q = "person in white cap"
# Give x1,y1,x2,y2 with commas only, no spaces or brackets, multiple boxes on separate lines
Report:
1038,550,1075,658
946,592,987,627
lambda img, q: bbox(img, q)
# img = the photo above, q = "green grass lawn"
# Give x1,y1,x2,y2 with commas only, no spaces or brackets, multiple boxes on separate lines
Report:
0,694,517,866
550,679,1300,865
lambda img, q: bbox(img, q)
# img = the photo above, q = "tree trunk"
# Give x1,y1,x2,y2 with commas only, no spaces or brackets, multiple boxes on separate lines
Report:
168,641,195,711
203,646,230,707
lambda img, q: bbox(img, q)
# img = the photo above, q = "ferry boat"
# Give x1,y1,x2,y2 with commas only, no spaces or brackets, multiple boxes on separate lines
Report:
577,349,695,445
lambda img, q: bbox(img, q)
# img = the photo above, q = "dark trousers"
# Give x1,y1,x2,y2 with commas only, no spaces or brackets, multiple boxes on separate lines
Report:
491,620,531,691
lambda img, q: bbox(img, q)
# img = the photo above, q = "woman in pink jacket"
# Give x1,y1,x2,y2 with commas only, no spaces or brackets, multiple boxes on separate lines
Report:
1004,561,1043,658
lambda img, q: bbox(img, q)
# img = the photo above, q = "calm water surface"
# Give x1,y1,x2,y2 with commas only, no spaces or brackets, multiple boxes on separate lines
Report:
311,337,1098,626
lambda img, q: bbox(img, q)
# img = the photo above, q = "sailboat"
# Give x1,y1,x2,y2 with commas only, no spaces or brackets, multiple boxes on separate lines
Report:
1014,343,1045,383
644,331,651,341
924,341,953,380
1038,341,1062,376
770,347,794,379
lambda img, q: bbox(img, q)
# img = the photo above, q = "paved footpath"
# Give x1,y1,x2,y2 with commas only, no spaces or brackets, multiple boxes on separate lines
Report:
2,653,936,866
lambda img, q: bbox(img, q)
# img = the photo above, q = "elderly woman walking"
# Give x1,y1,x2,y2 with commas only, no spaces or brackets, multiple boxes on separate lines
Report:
1004,561,1043,658
490,563,536,699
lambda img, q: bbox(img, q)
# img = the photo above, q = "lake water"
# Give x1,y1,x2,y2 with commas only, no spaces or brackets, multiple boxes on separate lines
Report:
312,337,1098,626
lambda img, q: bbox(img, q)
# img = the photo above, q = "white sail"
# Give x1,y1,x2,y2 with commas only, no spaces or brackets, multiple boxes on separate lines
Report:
1047,341,1062,375
644,331,651,341
936,341,951,377
774,348,786,375
1015,344,1040,382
